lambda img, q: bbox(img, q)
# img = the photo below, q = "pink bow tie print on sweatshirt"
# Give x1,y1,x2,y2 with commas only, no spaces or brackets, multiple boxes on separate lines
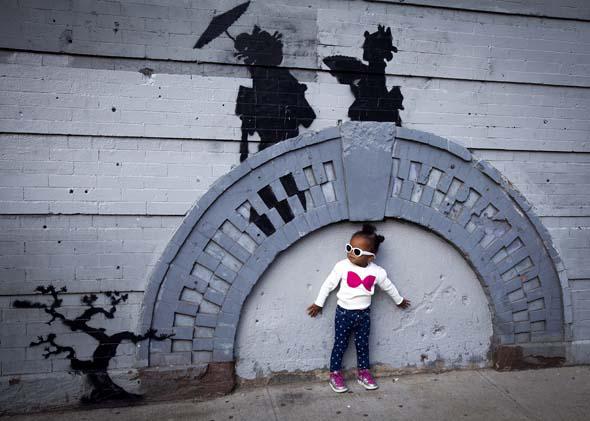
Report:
347,271,376,291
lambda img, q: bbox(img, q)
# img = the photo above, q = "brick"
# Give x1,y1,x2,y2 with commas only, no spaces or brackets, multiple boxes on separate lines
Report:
147,202,191,215
0,174,48,187
204,288,225,306
196,313,218,328
99,149,146,162
49,149,98,162
150,351,191,367
98,202,147,214
193,338,214,351
2,359,52,375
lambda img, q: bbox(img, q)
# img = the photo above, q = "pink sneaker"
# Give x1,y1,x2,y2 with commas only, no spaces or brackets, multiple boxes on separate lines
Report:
357,368,379,390
329,371,348,393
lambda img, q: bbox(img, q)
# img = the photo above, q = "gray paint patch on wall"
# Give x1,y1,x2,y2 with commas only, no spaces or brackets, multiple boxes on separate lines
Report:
235,220,493,379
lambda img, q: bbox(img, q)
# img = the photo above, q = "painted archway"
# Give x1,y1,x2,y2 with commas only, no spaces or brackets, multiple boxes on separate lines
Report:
137,122,571,382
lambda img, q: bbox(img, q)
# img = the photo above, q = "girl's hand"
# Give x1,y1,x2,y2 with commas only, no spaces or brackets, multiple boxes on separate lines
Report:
307,304,323,317
397,298,411,309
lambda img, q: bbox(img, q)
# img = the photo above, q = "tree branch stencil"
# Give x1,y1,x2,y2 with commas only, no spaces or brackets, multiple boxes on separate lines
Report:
14,285,174,404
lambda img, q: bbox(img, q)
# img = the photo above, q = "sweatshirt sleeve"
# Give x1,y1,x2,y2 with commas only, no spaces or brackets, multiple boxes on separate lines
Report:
314,262,342,307
377,269,404,305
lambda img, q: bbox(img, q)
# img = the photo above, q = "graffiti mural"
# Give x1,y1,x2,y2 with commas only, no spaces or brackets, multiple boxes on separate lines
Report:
194,2,314,235
323,25,404,125
194,2,316,162
14,285,174,404
233,26,316,161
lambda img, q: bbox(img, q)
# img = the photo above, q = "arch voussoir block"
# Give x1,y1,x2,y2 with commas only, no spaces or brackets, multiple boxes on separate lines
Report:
138,122,570,374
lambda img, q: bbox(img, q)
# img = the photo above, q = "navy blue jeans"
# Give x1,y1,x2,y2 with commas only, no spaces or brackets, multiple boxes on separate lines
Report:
329,304,371,372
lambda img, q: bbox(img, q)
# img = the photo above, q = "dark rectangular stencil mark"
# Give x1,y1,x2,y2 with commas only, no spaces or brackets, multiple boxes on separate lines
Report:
280,173,307,210
245,171,312,237
249,206,275,236
258,184,295,224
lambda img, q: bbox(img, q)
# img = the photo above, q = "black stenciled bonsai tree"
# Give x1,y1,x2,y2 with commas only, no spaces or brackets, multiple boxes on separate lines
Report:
14,285,174,404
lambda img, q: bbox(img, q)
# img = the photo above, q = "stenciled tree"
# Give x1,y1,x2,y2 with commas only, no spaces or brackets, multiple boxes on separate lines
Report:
14,285,174,404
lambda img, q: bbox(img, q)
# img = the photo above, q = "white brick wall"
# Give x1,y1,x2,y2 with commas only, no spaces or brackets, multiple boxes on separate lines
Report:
371,0,590,20
0,0,589,397
1,136,588,349
1,136,588,219
0,134,239,215
1,290,144,376
0,212,179,376
1,58,589,151
473,151,590,217
1,0,588,86
571,279,590,339
0,214,181,292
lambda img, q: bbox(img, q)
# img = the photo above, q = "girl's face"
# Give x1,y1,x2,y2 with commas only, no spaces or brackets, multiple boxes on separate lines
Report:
346,235,375,267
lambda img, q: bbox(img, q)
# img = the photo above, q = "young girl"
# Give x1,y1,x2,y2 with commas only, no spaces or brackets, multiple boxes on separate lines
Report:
307,224,411,393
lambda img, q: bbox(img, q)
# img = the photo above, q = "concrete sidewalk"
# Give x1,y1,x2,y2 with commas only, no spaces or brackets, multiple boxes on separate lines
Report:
5,366,590,420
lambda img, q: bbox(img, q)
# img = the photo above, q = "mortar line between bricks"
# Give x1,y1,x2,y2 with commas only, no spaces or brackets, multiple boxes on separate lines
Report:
0,212,186,217
0,130,262,144
1,214,590,221
476,370,540,421
2,131,590,154
2,212,589,220
0,213,182,217
0,290,144,297
1,47,590,90
265,386,280,421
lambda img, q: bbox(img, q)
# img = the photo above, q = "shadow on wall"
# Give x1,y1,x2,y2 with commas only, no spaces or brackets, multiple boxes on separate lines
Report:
234,220,493,381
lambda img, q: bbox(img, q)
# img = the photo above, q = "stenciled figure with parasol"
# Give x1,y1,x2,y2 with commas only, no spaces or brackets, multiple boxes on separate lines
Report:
195,1,316,163
195,2,311,235
323,25,404,125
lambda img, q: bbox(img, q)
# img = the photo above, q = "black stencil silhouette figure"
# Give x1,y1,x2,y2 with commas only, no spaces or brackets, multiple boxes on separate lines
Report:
232,26,313,235
323,25,404,125
14,285,173,404
234,25,316,162
195,16,315,234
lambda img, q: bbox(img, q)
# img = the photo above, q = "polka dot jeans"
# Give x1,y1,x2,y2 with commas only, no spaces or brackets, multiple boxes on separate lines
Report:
329,304,371,372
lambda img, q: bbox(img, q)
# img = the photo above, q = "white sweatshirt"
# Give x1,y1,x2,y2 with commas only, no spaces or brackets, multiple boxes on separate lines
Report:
314,259,404,310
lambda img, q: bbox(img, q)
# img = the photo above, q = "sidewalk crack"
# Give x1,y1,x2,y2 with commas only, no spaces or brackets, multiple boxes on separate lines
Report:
265,386,280,421
477,370,540,421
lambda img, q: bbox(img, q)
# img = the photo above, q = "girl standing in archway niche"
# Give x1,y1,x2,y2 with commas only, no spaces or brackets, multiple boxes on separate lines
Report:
307,224,411,392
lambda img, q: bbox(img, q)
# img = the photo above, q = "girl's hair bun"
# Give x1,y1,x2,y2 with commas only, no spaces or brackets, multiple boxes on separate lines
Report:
361,223,377,234
353,223,385,253
375,234,385,245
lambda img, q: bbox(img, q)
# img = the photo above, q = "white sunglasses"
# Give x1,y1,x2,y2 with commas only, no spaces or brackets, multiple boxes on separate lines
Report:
345,243,375,257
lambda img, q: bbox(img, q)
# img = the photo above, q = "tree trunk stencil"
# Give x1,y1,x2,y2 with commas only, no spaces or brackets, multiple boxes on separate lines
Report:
14,285,174,404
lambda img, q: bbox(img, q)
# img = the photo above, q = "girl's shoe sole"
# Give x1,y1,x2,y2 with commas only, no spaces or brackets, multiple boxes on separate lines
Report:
329,382,348,393
357,379,379,390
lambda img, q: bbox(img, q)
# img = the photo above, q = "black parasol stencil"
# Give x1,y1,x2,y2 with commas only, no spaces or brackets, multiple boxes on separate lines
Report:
194,1,250,48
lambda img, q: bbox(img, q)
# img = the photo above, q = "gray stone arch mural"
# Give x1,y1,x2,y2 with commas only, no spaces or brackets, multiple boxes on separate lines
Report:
137,122,571,376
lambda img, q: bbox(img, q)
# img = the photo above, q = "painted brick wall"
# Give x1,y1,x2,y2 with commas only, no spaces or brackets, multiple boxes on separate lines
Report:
1,55,588,151
0,0,589,411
